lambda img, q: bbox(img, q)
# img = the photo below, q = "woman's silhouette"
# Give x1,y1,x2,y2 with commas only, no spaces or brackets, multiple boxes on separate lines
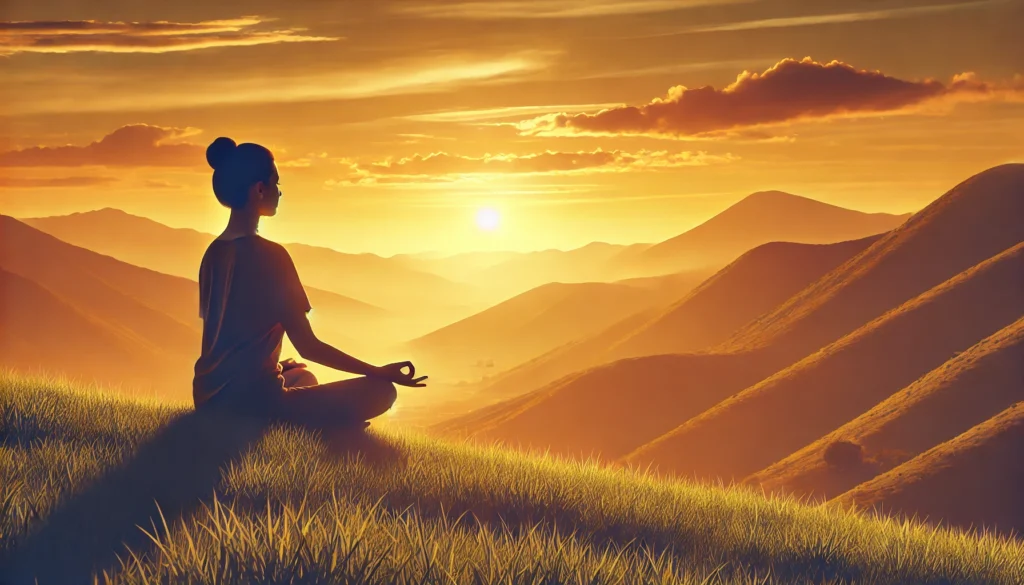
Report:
192,137,426,426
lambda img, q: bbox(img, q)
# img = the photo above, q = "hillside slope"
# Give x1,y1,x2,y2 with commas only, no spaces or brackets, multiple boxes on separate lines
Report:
836,402,1024,536
626,191,908,274
625,242,1024,481
748,317,1024,500
719,164,1024,362
611,236,882,359
407,276,704,380
21,208,470,336
438,351,779,460
0,269,187,393
3,371,1020,584
461,237,880,413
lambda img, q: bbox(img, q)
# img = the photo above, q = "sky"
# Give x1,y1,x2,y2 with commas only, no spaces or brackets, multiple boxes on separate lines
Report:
1,0,1022,255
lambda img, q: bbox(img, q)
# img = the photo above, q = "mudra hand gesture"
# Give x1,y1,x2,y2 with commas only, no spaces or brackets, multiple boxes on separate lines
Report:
373,361,428,387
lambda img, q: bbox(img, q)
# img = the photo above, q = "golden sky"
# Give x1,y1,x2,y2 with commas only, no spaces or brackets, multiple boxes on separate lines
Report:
1,0,1022,255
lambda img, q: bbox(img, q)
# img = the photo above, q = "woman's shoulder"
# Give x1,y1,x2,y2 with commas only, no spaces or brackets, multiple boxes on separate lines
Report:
251,235,296,264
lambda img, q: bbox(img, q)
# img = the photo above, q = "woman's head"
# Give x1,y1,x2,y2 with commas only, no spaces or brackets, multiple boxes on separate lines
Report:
206,137,281,215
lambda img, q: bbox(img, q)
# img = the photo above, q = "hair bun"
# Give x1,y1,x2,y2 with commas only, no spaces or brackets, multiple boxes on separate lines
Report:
206,136,237,170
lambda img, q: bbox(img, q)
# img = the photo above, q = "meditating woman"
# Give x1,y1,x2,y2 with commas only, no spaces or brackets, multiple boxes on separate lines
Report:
192,137,426,426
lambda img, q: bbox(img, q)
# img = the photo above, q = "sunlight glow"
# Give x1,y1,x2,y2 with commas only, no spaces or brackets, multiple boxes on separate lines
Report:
476,207,501,231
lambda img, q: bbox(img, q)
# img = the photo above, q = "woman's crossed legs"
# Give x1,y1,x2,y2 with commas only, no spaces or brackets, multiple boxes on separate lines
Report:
279,365,397,427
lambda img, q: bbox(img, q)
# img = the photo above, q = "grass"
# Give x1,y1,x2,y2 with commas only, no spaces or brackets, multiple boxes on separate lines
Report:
1,369,1022,584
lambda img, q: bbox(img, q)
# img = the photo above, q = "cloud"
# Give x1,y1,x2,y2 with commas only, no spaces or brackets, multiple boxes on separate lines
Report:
403,102,625,123
0,175,118,188
0,16,339,55
517,57,1017,138
0,124,205,167
392,0,752,19
5,52,550,115
662,0,1001,34
328,148,734,185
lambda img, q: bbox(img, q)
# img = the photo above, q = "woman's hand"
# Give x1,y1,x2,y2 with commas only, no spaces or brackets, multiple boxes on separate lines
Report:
373,361,428,387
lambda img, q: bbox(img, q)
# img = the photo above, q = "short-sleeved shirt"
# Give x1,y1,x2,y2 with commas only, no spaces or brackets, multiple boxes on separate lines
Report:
192,234,311,408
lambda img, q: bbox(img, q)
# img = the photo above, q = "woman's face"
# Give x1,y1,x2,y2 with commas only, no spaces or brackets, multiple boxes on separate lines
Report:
254,163,282,216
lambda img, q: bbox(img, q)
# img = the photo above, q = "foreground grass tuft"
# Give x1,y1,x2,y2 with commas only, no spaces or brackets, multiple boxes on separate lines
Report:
1,369,1021,584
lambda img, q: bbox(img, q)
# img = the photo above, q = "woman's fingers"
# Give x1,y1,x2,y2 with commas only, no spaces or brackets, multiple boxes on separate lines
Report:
397,375,428,387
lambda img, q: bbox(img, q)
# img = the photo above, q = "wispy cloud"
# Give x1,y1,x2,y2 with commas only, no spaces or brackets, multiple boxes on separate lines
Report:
517,58,1020,139
0,175,118,188
328,148,735,185
0,16,339,55
655,0,1001,35
403,102,625,123
392,0,752,19
0,124,204,167
5,53,551,114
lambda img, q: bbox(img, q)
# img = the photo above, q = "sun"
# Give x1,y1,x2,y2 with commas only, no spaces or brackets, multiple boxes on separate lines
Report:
475,207,500,231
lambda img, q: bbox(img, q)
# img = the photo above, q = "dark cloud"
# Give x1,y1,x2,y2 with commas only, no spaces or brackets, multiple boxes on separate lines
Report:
0,16,338,55
517,57,1010,138
0,124,205,167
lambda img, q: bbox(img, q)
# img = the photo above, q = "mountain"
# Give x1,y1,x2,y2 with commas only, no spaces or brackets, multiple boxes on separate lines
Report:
835,402,1024,536
609,236,883,359
624,242,1024,481
21,208,473,337
463,242,652,299
0,216,392,396
0,216,202,396
619,191,909,275
406,274,706,382
719,164,1024,361
401,242,650,296
0,268,186,394
747,317,1024,500
431,236,883,430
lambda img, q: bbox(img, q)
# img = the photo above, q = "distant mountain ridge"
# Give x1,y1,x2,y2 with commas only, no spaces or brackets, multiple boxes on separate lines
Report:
616,190,910,275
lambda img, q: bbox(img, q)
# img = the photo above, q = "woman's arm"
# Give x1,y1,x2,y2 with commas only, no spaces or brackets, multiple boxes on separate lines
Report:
283,311,382,377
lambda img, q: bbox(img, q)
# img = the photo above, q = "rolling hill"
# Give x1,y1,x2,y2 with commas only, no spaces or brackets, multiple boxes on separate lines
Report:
0,268,187,394
20,208,472,337
435,351,779,460
0,216,392,396
405,278,705,381
719,164,1024,362
432,236,886,435
624,242,1024,481
609,236,883,359
836,401,1024,536
747,316,1024,501
618,191,909,275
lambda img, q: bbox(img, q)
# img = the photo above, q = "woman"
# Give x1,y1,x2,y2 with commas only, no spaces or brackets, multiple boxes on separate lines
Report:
192,136,427,426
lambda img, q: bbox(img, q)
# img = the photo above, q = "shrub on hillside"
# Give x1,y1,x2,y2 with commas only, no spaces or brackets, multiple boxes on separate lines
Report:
823,440,864,469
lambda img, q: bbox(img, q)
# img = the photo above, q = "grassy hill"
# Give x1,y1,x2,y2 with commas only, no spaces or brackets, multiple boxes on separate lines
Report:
836,401,1024,537
748,316,1024,501
625,242,1024,481
2,371,1022,584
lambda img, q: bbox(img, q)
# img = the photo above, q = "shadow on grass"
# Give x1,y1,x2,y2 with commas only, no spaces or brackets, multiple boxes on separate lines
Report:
0,411,403,585
1,410,266,584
